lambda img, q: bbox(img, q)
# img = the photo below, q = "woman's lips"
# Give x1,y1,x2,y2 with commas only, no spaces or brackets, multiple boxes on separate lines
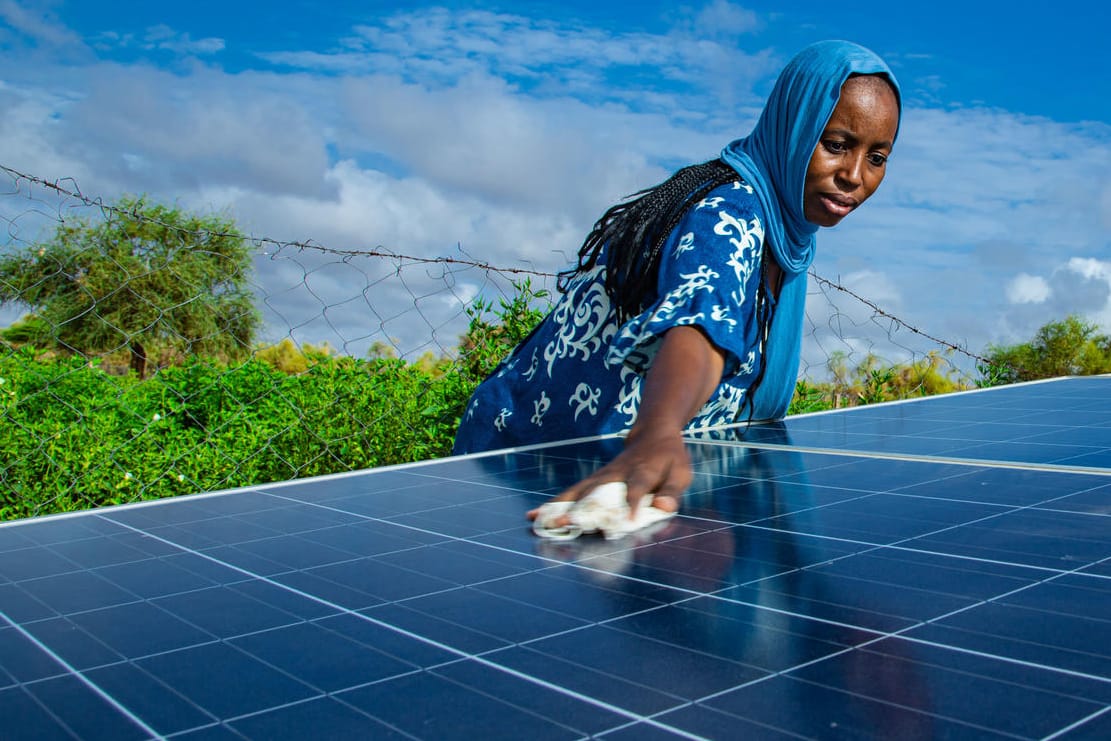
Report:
820,194,857,218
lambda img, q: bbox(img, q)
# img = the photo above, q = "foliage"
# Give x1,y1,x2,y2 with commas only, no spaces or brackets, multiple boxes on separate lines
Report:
982,315,1111,383
0,282,552,521
0,351,448,519
790,349,969,413
0,196,259,378
254,338,336,375
0,315,51,346
5,272,1001,520
456,279,550,385
974,361,1014,389
788,380,830,415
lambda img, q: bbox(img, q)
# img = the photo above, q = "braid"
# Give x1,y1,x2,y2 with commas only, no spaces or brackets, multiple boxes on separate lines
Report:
558,159,738,322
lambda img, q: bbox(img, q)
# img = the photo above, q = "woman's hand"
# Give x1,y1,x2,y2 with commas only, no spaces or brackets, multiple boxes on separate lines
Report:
526,426,688,522
527,325,725,521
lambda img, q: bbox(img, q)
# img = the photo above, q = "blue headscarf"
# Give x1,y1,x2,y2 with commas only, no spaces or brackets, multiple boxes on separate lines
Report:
720,40,900,420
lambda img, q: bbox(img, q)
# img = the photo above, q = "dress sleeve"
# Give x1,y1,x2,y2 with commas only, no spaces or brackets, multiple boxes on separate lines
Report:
606,181,767,377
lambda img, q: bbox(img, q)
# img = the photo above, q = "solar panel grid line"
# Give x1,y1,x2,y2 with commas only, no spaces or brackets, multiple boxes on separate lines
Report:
1043,705,1111,741
611,482,1066,609
15,484,835,737
588,605,1104,741
0,609,163,739
0,533,1102,741
859,485,1108,561
833,540,1092,582
895,626,1111,688
6,559,609,737
692,438,1111,477
328,426,1102,697
718,514,1056,577
859,560,1111,678
622,636,873,739
721,504,1107,620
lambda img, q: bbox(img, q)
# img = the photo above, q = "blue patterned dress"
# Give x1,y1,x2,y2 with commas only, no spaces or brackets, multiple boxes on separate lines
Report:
453,179,770,454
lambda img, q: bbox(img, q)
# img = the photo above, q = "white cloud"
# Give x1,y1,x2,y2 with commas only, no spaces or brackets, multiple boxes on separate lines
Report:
1067,257,1111,282
338,73,704,222
87,23,224,56
140,24,224,55
692,0,761,36
264,6,778,118
989,258,1111,345
1005,273,1051,304
22,64,334,198
1062,258,1111,329
0,0,83,48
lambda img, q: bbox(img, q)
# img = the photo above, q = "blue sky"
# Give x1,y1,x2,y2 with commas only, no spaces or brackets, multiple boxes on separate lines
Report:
2,0,1109,375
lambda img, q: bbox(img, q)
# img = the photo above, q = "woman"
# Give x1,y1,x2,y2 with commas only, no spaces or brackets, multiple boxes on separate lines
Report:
454,40,901,516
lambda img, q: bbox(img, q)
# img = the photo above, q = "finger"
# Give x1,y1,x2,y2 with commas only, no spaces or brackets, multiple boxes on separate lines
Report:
623,464,670,518
650,494,679,513
649,454,692,500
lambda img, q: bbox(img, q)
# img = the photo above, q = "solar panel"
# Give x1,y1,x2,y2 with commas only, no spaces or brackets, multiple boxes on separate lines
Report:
736,376,1111,469
2,377,1109,739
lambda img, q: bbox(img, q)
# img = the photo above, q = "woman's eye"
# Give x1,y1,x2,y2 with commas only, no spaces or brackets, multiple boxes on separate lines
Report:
868,153,888,166
823,140,847,154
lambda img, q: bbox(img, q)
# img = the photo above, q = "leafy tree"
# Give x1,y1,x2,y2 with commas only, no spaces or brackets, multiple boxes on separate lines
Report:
366,340,399,360
983,315,1111,383
254,339,337,374
0,196,259,378
456,279,550,385
888,350,964,397
788,379,830,414
0,315,51,346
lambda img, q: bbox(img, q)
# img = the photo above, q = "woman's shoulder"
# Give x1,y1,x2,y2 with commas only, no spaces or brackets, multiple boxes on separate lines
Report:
702,177,762,213
680,176,766,235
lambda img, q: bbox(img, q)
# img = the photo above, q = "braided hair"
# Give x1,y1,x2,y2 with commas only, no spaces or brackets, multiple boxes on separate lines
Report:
558,158,778,423
559,159,738,321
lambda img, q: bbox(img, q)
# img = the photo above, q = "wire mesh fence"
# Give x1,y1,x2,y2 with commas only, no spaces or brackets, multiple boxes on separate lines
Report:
0,164,992,520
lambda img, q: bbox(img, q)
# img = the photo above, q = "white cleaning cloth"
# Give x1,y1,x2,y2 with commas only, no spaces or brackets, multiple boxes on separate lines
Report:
531,482,676,541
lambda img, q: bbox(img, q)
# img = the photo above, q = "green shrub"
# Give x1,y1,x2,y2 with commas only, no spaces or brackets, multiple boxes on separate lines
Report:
0,281,552,520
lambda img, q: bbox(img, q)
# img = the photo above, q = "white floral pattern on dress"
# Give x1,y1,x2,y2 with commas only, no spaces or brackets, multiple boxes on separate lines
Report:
674,231,695,257
569,383,602,421
531,391,551,427
541,267,614,377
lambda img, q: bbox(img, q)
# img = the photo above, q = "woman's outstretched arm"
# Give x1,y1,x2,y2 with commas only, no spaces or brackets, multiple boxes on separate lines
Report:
528,324,725,518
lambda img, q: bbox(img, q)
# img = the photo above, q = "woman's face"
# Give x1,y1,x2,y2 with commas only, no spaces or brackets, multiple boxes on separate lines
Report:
803,76,900,227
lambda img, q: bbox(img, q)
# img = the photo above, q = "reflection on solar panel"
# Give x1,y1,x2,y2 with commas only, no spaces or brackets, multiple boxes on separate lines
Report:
2,377,1109,739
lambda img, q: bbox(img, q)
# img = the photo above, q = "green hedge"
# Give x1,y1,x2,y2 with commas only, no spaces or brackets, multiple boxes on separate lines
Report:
0,281,548,521
0,350,472,520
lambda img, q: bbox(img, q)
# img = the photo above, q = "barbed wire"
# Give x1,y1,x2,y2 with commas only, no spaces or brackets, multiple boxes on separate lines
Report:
806,271,993,368
1,162,995,371
0,164,554,278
